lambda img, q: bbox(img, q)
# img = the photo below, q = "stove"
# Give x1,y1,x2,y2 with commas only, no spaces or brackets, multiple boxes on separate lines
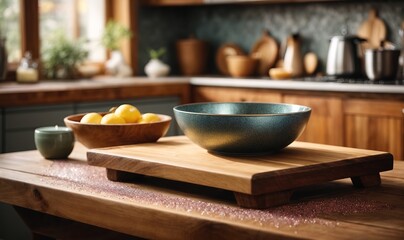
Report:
296,76,404,85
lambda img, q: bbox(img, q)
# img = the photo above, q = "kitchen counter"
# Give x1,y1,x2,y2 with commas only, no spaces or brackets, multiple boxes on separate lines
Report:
190,77,404,95
0,142,403,239
0,76,190,107
1,76,404,108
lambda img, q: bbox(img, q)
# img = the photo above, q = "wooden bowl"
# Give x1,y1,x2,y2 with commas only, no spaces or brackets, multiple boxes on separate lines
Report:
64,113,172,149
215,43,245,75
226,55,257,77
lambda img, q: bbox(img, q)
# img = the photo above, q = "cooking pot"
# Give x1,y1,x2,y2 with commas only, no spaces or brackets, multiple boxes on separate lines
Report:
326,36,365,78
365,48,400,81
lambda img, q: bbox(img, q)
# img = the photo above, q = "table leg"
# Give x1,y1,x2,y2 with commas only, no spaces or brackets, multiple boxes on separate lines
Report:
106,169,144,182
234,190,293,209
351,173,381,188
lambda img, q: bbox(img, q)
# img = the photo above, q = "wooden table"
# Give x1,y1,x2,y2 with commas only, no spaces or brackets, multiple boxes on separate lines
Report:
0,143,403,239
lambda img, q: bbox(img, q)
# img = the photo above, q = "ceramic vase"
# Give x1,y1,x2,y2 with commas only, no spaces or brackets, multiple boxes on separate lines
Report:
144,59,170,78
105,50,132,77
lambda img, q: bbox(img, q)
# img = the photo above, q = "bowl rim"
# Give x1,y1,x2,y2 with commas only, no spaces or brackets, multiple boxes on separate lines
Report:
173,102,311,117
64,112,172,126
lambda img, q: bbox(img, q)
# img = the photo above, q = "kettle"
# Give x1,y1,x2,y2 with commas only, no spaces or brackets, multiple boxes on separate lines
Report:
326,35,365,78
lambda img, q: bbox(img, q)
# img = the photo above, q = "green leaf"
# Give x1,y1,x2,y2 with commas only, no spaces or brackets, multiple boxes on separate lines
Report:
101,20,133,50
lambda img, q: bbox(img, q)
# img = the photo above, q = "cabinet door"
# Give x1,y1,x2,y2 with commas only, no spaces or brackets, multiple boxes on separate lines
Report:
76,97,180,136
0,110,2,153
193,86,282,103
282,95,343,146
4,104,74,152
344,99,404,160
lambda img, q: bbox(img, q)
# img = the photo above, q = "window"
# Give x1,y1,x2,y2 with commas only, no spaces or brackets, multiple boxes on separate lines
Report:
39,0,106,61
0,0,21,62
0,0,136,78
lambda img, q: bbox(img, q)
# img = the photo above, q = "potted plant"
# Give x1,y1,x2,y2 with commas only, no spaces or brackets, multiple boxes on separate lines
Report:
144,47,170,78
42,32,88,80
101,20,133,76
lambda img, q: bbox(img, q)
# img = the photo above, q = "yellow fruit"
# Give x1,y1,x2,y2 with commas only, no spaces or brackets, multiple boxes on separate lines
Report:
138,113,161,123
101,113,126,124
114,104,141,123
80,112,102,124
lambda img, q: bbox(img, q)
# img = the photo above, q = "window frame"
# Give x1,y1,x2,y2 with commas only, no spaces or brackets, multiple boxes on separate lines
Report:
7,0,138,77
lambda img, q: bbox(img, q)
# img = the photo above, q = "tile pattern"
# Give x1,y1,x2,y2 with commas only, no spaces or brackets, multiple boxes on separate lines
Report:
138,1,404,75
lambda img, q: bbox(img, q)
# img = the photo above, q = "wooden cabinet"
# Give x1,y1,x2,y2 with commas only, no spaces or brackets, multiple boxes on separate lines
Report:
1,97,181,153
192,86,404,160
344,99,404,160
283,94,343,146
0,111,2,153
4,104,74,152
193,86,282,103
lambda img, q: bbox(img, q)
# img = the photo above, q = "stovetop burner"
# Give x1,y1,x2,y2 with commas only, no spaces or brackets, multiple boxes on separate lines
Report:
297,76,404,85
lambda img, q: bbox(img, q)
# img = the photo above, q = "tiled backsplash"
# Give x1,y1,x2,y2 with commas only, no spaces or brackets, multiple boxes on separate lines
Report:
138,1,404,75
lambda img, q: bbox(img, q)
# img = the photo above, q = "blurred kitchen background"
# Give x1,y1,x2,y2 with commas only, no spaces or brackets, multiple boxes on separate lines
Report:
1,0,403,77
138,1,404,75
1,0,404,239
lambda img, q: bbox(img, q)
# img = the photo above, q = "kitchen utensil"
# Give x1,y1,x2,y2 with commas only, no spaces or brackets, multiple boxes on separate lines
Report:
176,36,209,76
283,33,305,77
88,135,393,209
216,43,245,75
226,55,257,77
357,8,386,49
304,52,318,75
64,113,171,148
365,48,400,81
173,102,311,155
250,30,279,76
326,35,366,78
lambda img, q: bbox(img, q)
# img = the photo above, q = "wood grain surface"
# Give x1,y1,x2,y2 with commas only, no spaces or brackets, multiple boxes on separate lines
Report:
0,77,191,107
87,136,393,196
0,143,403,239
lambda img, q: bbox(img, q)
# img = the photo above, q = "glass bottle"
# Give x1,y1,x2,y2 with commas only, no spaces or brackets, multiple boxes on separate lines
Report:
17,52,39,83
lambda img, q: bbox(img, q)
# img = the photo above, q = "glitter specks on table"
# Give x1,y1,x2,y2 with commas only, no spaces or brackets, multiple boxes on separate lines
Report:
41,160,391,230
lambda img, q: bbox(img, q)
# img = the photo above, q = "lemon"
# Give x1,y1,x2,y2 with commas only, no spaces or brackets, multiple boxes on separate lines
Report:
114,104,141,123
138,113,161,123
80,112,103,124
101,113,126,124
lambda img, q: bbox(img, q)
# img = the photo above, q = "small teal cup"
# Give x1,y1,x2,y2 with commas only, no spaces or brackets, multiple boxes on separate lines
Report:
34,126,75,159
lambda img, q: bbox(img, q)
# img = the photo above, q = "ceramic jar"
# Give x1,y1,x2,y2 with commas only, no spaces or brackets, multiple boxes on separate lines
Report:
176,37,208,76
144,59,170,78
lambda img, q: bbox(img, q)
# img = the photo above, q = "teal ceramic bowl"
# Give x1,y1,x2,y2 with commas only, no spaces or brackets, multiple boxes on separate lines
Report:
174,102,311,155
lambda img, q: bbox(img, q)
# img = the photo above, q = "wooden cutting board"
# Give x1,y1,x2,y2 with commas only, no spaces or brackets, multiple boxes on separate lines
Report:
250,30,279,76
357,8,386,49
87,136,393,209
